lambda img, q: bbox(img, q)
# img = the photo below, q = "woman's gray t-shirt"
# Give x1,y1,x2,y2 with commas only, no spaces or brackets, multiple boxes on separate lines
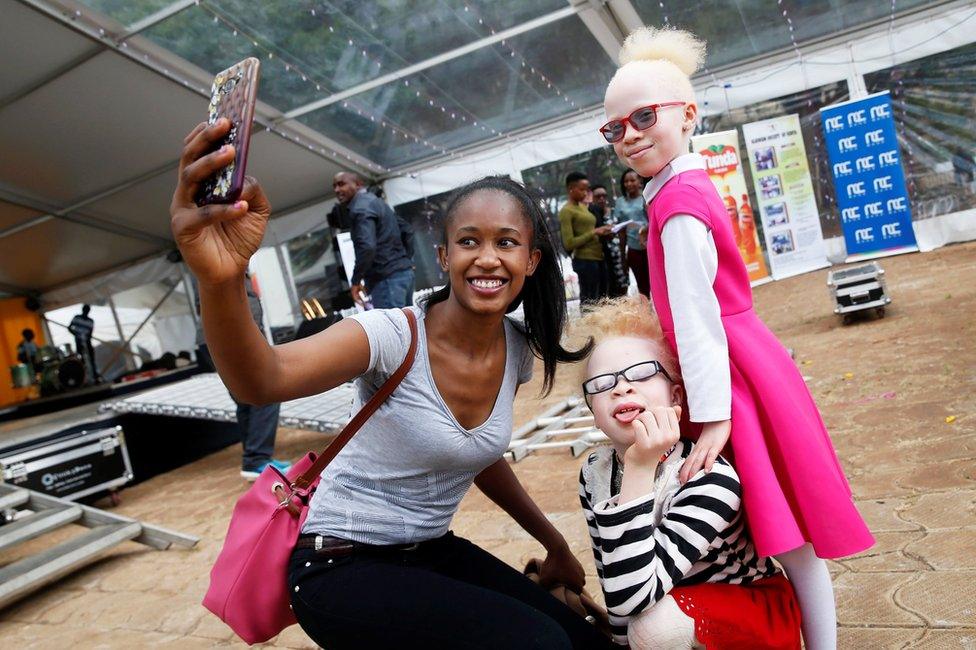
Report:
301,306,534,544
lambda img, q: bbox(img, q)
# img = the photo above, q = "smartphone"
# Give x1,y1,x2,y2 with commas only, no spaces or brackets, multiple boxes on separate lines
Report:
195,57,260,206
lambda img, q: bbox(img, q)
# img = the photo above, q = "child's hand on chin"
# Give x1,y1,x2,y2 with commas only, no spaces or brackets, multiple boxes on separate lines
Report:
623,406,682,469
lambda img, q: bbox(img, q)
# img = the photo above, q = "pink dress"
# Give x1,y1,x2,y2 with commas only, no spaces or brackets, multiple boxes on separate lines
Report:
646,168,874,559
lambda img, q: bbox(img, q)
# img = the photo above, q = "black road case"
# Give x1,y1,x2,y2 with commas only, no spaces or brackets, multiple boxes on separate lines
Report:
0,425,133,501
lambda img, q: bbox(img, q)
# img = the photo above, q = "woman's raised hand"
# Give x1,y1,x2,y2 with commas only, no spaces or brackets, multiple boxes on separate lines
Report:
170,118,271,285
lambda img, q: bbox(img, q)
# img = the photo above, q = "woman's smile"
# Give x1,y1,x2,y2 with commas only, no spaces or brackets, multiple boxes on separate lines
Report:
467,275,510,296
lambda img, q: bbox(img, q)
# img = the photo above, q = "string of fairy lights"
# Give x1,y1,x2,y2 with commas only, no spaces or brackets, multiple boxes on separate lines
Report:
191,1,590,168
196,5,457,165
777,0,805,60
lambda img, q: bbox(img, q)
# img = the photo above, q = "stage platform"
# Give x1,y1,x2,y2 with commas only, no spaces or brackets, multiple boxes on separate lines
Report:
99,373,355,432
1,374,354,498
0,365,202,424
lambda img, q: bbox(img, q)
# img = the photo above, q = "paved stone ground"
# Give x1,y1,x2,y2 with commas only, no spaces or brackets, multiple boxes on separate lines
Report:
1,242,974,648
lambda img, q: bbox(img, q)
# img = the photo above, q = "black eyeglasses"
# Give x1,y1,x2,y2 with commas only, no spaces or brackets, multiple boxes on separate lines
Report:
582,360,673,396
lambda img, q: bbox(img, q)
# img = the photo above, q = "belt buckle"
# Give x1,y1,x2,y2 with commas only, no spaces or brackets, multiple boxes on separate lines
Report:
314,535,323,551
402,543,420,552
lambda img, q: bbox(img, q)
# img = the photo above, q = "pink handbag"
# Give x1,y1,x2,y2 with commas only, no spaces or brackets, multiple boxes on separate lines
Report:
203,309,418,644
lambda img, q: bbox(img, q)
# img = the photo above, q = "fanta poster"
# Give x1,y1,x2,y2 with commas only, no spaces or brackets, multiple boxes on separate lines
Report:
742,114,831,280
820,91,918,259
691,130,770,285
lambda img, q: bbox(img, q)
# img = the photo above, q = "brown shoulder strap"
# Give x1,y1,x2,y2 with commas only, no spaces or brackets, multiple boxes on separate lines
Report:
291,308,418,490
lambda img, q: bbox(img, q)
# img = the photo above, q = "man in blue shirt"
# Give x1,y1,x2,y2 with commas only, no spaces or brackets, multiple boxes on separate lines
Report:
333,172,415,308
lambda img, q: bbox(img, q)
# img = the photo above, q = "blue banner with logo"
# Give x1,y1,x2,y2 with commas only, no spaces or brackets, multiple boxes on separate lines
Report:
820,91,917,257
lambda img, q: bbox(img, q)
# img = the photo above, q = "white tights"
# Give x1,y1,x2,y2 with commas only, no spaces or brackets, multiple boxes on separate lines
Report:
627,596,704,650
776,543,837,650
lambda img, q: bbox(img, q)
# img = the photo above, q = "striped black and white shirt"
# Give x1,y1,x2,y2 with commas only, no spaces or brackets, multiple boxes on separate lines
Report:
579,439,778,645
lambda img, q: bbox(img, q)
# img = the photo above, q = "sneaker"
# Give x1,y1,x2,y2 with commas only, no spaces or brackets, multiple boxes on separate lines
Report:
240,459,293,481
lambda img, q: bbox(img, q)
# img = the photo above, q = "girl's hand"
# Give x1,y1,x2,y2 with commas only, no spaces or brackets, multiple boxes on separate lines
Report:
170,119,272,286
624,406,681,470
539,543,586,593
679,419,731,484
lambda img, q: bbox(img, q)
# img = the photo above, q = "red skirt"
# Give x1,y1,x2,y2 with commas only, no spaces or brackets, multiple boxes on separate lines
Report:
671,574,802,649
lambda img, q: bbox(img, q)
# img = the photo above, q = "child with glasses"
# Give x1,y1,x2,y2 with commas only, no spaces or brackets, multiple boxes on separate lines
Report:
576,295,801,648
600,27,873,649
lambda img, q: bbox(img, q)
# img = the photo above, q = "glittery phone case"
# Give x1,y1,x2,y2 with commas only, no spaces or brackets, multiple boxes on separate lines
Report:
196,57,260,206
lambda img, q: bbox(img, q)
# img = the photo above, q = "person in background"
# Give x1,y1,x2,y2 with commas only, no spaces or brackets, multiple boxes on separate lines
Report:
333,171,415,309
193,273,290,481
559,171,611,307
16,328,39,377
367,183,417,305
588,184,629,298
68,304,100,384
613,170,650,297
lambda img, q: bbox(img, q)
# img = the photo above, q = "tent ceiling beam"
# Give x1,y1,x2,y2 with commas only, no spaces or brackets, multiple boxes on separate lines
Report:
122,0,197,37
605,0,644,33
570,0,626,62
2,0,196,114
277,5,582,122
0,184,172,247
0,45,103,113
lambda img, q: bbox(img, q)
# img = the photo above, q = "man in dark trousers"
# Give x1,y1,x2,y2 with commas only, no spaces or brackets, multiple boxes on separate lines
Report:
333,171,415,308
588,184,629,298
68,304,99,384
193,273,290,481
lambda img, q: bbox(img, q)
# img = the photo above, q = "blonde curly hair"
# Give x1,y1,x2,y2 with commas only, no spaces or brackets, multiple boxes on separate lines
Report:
607,26,706,105
573,295,682,386
619,26,705,75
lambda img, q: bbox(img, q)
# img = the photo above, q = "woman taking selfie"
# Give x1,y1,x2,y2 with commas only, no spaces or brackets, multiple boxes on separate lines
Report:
170,118,608,649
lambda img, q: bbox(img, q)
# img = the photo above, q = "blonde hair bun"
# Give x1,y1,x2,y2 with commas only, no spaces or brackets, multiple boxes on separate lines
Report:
619,26,706,76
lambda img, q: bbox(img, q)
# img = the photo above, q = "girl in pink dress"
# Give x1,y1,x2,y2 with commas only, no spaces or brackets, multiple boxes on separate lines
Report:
599,27,874,649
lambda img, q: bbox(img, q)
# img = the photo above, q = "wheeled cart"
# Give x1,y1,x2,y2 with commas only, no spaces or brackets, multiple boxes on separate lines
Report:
827,261,891,323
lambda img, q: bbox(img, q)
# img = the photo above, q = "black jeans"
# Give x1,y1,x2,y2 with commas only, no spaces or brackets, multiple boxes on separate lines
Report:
627,248,650,298
572,258,608,307
288,532,611,649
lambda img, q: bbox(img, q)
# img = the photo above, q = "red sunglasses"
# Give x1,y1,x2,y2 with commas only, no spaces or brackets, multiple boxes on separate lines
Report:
599,102,686,144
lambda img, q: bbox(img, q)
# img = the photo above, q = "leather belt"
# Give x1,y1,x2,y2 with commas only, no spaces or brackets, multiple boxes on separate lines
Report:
296,534,422,558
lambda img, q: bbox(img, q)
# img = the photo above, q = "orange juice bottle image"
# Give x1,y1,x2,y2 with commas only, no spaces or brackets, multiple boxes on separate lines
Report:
722,185,743,249
739,194,757,260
